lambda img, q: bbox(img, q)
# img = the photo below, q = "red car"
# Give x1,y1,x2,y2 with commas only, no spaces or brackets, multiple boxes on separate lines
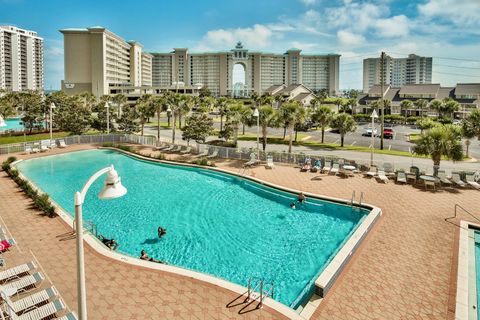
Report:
383,128,394,139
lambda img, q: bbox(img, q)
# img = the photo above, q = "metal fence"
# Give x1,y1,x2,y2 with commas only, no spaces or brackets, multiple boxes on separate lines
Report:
1,133,477,175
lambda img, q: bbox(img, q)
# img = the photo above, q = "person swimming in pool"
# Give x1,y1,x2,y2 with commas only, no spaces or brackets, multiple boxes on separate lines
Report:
158,226,167,238
140,250,163,263
297,192,306,204
290,202,296,209
98,235,119,251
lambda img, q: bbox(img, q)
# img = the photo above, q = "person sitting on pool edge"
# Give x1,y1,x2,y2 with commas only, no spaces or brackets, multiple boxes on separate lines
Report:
140,250,163,264
158,226,167,238
297,192,306,204
98,235,119,251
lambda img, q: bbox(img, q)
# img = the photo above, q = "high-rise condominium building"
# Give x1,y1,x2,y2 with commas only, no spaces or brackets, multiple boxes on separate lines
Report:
152,43,340,96
60,27,153,97
363,54,432,93
0,26,44,92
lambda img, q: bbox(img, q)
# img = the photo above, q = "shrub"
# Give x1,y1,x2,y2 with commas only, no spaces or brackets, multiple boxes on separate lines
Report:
1,161,10,172
353,114,370,122
191,158,210,166
155,153,166,160
117,145,134,153
406,116,420,124
6,156,17,164
101,142,114,148
33,193,56,217
384,114,406,124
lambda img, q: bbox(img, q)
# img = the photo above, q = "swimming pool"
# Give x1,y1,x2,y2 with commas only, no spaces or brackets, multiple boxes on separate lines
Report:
0,118,23,132
16,149,370,308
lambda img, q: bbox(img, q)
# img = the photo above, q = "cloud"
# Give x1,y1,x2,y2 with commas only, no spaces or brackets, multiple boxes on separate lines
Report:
375,15,410,38
300,0,317,5
337,30,365,46
418,0,480,27
194,24,274,51
326,2,387,32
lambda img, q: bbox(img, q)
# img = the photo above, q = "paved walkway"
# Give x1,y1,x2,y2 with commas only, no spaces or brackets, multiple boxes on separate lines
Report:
1,145,479,319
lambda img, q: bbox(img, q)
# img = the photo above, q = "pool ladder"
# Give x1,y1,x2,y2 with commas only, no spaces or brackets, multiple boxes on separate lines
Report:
245,277,274,309
444,204,480,230
350,191,364,207
73,219,98,237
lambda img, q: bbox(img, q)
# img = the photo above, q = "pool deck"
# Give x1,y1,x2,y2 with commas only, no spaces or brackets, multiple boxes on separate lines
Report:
1,144,480,319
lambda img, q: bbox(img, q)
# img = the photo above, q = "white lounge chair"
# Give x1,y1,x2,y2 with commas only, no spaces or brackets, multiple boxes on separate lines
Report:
396,172,407,184
466,173,480,189
55,312,78,320
1,272,44,296
377,170,389,183
364,166,377,177
168,145,182,153
31,144,40,153
3,286,58,315
206,149,218,159
329,163,339,175
49,140,57,149
266,156,275,169
451,172,466,187
437,170,452,186
58,140,67,148
13,299,66,320
244,153,258,167
424,180,436,191
195,149,209,157
24,146,32,154
322,161,331,174
162,145,175,152
180,147,192,154
0,261,36,284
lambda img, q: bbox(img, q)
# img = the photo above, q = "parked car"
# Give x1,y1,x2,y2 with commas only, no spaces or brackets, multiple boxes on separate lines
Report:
330,128,341,134
363,127,378,137
383,128,394,139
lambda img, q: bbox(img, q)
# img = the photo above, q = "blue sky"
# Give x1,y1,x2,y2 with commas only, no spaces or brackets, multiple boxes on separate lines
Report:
1,0,479,90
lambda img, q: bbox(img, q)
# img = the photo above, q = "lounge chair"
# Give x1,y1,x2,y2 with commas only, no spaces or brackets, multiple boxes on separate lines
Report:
58,140,67,148
169,145,182,153
1,272,44,296
424,180,436,191
4,286,58,315
14,299,66,320
24,146,32,154
162,145,175,152
206,149,218,159
0,238,15,253
56,312,78,320
329,163,339,175
364,166,377,177
0,261,37,284
382,163,395,177
180,147,192,154
49,140,56,149
451,172,467,187
265,156,275,169
311,159,321,172
337,166,348,178
300,158,312,172
437,170,453,186
195,149,209,157
31,144,40,153
377,170,389,183
244,153,258,167
396,171,407,184
322,160,331,174
466,173,480,189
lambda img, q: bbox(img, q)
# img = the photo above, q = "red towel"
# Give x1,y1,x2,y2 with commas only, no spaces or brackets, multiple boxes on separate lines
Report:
0,240,11,251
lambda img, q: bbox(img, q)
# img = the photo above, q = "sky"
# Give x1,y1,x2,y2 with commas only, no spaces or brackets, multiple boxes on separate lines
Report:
1,0,479,91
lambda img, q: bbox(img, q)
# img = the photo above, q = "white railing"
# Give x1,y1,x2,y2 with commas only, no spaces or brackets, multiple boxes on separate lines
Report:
1,133,477,174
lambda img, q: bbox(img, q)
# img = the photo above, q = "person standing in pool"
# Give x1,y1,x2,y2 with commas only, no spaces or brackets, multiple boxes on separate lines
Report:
158,226,167,238
297,192,306,204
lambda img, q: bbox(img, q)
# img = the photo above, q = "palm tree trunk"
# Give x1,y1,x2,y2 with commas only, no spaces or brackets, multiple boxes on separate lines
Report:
141,122,144,136
220,115,223,132
262,124,267,151
283,126,286,139
321,127,325,143
157,110,160,140
167,114,171,127
294,128,298,142
340,134,344,147
172,116,176,144
242,124,245,135
288,126,293,153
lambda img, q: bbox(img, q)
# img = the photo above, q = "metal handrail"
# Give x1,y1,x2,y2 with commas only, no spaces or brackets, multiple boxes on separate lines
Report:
259,282,274,309
359,192,364,206
246,277,262,302
73,219,97,237
445,204,480,229
351,191,355,206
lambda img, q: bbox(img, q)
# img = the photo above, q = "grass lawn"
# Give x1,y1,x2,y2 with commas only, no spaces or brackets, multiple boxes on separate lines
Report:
145,121,172,128
0,132,71,145
409,133,421,142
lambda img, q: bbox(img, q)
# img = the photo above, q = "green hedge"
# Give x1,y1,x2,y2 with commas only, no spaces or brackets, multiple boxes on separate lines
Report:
2,157,56,217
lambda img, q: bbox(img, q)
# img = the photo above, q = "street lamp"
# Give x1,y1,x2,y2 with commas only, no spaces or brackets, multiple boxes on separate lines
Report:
253,108,260,160
166,106,175,144
49,103,56,141
74,166,127,320
104,102,110,134
370,109,379,166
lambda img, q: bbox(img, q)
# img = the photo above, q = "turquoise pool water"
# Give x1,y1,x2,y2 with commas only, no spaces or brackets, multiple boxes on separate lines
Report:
475,231,480,318
16,149,368,308
0,118,23,131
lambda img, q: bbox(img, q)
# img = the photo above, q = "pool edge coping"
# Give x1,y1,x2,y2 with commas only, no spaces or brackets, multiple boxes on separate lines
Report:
12,147,383,320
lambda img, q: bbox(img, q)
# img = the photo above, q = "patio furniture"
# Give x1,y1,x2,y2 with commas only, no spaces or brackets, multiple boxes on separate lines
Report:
266,156,275,169
329,163,339,175
56,312,78,320
377,170,389,183
195,149,209,157
300,158,312,172
364,166,377,178
24,146,32,154
424,180,436,191
466,173,480,189
382,162,395,176
3,286,58,315
396,172,407,184
14,299,66,320
1,272,44,296
0,261,36,284
451,172,467,187
343,165,356,177
31,144,40,153
322,160,331,174
437,170,452,186
162,145,175,152
206,149,219,159
180,147,192,154
244,153,258,167
58,140,67,148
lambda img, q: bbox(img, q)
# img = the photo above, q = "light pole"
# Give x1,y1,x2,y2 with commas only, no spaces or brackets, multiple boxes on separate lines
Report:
166,106,175,144
105,102,110,134
49,103,55,141
74,165,127,320
370,109,378,166
253,108,260,160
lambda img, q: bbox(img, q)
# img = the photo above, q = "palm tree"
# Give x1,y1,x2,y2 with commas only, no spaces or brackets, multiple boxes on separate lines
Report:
347,98,357,114
331,113,357,147
334,98,343,113
216,97,229,131
257,105,277,151
414,99,428,118
274,94,287,109
224,102,244,146
429,99,443,117
413,124,463,175
315,88,329,105
311,106,333,143
399,100,413,117
279,101,305,153
149,95,165,139
111,93,127,118
251,92,261,107
240,105,254,135
136,94,155,136
442,99,460,119
463,109,480,140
